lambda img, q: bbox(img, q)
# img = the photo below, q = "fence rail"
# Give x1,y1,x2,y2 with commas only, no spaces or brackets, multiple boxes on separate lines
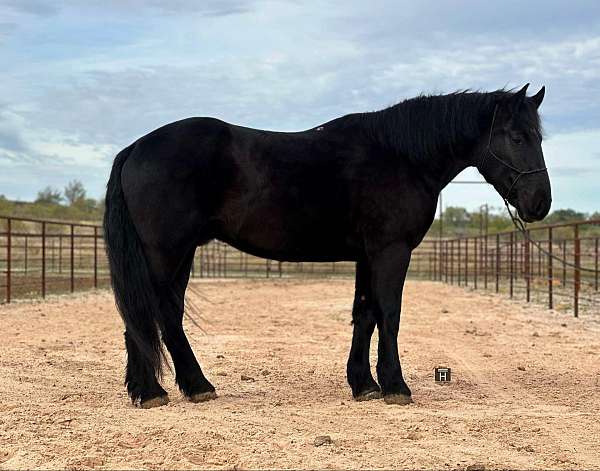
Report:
1,215,598,316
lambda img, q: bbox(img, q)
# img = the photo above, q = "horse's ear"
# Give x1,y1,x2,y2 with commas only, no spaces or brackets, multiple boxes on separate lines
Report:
502,83,529,113
531,86,545,109
514,83,529,102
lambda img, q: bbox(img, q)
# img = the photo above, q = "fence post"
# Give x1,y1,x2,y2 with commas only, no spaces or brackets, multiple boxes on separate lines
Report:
465,238,469,286
24,235,28,274
509,231,514,298
439,240,443,281
474,237,478,289
525,229,530,302
42,222,46,298
484,235,488,290
574,224,580,317
432,240,437,280
450,240,454,284
495,233,500,293
93,227,98,289
6,218,11,303
59,235,63,274
562,241,567,288
548,227,553,309
70,225,75,293
198,247,204,278
595,237,598,292
457,238,461,285
444,241,448,283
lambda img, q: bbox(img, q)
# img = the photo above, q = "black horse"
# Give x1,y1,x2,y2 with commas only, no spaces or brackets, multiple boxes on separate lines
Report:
104,84,550,408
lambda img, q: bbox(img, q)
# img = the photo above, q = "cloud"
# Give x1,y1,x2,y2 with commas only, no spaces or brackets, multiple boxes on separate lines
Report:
0,0,599,209
2,0,58,17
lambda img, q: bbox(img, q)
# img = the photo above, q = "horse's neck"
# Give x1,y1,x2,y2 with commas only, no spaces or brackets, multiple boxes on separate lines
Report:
434,152,476,190
368,101,487,191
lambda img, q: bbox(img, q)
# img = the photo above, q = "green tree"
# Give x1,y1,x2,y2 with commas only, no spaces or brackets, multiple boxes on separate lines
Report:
545,208,587,224
64,180,86,206
35,186,63,205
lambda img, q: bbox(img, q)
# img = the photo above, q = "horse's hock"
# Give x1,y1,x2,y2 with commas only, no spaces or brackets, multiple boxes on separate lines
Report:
0,279,598,469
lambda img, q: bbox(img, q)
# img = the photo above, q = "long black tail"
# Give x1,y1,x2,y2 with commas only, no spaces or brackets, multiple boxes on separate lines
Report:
103,144,163,377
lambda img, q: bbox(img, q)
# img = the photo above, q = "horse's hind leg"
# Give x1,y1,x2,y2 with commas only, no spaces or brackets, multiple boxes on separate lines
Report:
160,250,216,403
347,261,381,400
125,332,169,408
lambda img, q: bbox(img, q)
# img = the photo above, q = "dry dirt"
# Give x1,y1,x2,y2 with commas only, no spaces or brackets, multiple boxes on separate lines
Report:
0,279,599,470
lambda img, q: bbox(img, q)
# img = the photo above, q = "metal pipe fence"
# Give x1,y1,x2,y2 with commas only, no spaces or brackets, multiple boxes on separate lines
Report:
1,214,598,316
428,219,600,317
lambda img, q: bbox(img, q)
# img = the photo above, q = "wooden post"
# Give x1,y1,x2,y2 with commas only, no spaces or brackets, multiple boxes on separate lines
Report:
548,227,553,309
574,224,580,317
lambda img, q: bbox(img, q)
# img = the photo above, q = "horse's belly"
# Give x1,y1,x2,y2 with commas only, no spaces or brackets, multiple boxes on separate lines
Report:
217,214,358,262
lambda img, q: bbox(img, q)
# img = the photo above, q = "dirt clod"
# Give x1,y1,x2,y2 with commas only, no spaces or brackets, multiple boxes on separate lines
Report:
314,435,333,447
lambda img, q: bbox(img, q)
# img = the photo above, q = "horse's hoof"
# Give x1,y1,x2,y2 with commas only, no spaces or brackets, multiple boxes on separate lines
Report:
383,393,413,405
140,395,169,409
354,389,382,402
190,391,218,403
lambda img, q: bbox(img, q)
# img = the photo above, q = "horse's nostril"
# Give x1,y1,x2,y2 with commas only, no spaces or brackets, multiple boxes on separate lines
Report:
535,198,549,217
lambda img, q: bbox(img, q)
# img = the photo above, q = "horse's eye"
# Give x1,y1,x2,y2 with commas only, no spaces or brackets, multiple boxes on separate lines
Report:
511,134,523,145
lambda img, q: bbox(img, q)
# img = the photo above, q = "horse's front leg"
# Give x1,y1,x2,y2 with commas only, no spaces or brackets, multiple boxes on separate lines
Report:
370,242,413,405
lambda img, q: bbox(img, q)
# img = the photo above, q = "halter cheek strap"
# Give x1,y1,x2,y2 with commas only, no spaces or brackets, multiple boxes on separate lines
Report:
478,104,548,202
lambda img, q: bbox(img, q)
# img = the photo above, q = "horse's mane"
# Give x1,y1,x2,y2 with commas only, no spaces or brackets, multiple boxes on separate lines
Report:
341,90,542,167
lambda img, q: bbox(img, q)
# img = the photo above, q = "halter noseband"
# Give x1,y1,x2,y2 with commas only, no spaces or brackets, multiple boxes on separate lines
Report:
478,104,547,202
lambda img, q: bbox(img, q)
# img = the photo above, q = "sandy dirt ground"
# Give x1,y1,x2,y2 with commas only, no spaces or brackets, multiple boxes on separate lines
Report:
0,279,599,470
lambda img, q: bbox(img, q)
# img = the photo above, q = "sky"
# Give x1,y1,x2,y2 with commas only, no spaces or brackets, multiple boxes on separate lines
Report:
1,0,599,213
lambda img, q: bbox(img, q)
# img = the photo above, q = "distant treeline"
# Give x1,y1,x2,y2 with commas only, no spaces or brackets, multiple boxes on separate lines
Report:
1,182,598,237
430,205,600,238
0,180,104,222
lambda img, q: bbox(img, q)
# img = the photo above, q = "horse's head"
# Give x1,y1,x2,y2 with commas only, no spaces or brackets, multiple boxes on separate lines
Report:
478,84,551,223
